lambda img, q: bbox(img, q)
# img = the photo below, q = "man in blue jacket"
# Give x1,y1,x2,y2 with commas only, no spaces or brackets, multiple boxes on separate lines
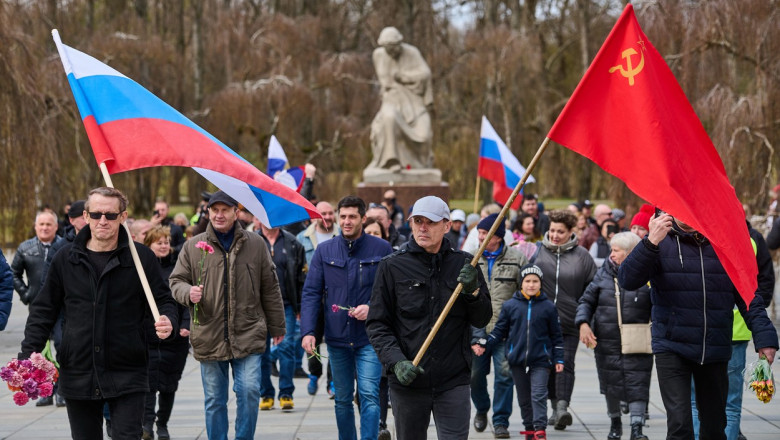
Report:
301,195,393,440
618,212,777,440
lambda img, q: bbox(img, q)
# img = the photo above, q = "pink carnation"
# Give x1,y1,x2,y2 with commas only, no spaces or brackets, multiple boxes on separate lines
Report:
195,241,215,254
31,369,47,382
331,304,339,313
8,373,24,388
13,391,29,406
38,382,54,398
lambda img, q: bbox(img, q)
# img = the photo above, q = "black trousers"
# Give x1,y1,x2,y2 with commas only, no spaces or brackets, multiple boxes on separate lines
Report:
655,352,728,440
143,390,176,427
548,334,578,403
389,383,470,440
66,392,145,440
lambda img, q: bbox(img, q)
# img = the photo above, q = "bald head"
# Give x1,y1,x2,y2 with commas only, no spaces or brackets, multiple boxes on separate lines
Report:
594,204,612,224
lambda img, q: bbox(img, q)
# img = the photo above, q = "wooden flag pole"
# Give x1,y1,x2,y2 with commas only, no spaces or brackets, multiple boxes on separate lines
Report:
99,162,161,321
412,137,552,367
473,175,481,215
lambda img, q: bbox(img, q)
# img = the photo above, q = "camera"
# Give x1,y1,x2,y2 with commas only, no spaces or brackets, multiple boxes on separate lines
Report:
153,210,159,217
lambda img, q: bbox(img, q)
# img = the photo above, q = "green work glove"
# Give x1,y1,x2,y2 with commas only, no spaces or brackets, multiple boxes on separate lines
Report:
457,263,479,295
393,360,424,386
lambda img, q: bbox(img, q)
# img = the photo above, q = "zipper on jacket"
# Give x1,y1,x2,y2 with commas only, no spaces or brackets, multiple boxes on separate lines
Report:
524,299,532,370
222,251,230,343
699,244,706,365
554,249,561,304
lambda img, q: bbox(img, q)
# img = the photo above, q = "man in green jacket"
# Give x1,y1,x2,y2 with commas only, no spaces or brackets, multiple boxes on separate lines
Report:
170,191,285,440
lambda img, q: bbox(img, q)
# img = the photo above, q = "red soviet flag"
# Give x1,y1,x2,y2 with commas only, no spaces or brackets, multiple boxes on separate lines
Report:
547,4,757,306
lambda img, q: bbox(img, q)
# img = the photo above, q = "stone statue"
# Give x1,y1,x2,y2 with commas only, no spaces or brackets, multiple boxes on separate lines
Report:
364,27,439,183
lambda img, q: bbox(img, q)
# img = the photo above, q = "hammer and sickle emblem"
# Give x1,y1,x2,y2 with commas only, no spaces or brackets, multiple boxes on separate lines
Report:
609,48,644,86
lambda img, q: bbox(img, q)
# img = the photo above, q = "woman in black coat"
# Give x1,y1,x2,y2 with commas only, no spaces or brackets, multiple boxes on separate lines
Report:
575,232,652,440
142,226,191,440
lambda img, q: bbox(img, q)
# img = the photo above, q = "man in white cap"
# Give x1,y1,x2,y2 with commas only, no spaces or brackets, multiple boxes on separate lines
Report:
367,196,492,440
444,208,466,249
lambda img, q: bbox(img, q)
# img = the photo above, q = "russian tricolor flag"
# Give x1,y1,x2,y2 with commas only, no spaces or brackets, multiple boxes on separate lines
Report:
53,31,319,228
478,116,535,208
267,135,305,192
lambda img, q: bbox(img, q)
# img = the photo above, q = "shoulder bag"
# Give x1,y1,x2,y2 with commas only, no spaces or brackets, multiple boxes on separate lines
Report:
614,277,652,354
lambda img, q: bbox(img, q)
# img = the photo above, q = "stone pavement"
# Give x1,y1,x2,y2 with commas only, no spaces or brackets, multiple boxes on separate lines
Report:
1,292,778,439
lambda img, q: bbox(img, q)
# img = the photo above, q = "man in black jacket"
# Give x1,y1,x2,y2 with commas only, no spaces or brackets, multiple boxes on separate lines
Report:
20,187,178,440
367,196,492,440
619,212,777,440
257,222,306,411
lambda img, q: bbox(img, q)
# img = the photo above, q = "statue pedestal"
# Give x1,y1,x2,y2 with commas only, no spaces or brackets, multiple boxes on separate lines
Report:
362,168,441,184
357,181,450,216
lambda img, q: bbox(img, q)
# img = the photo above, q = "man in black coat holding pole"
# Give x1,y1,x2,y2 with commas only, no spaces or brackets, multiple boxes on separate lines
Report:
367,196,492,440
20,187,178,440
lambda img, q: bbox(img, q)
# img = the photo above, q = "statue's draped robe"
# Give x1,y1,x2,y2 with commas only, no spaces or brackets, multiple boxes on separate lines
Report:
368,43,433,170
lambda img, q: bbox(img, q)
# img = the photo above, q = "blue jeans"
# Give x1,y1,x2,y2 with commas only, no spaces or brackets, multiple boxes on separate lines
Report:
471,341,514,427
328,344,382,440
200,354,262,440
692,341,747,440
261,305,297,398
511,366,551,430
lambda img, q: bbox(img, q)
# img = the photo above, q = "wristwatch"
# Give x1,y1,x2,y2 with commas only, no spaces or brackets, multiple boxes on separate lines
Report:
477,338,487,346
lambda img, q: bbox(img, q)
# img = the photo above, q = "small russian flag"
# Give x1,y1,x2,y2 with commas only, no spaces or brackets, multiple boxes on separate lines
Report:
478,116,535,208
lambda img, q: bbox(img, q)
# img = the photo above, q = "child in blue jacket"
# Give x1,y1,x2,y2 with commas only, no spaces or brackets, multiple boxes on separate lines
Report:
484,265,564,440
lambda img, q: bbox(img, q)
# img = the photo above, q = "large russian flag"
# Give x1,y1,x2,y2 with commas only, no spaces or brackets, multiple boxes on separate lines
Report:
53,30,319,228
267,135,305,192
478,116,535,208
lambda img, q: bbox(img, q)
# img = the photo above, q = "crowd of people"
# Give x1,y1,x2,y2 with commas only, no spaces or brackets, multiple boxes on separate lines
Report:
0,179,778,440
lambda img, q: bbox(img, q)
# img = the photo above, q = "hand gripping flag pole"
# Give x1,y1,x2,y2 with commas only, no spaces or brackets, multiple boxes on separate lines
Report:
413,137,552,366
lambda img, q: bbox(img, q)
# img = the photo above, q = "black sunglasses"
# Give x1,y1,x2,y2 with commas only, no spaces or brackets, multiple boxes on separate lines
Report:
87,211,121,220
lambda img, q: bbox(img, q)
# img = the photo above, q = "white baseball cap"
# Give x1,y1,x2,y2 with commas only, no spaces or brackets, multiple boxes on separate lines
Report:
408,196,450,222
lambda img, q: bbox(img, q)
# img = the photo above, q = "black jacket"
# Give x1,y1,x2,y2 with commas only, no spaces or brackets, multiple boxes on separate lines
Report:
259,229,306,312
366,237,492,390
533,233,597,336
618,227,778,364
20,226,179,400
575,260,653,402
11,235,60,305
488,291,564,369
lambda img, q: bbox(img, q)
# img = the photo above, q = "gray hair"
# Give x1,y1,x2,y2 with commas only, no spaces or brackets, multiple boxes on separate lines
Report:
377,27,403,45
35,211,57,224
85,187,129,213
610,231,640,253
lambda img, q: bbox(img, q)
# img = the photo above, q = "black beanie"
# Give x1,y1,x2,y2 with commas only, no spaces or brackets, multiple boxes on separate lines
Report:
477,213,505,238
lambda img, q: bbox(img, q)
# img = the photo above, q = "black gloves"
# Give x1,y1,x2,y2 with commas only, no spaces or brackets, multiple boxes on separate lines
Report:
394,360,424,386
457,263,479,295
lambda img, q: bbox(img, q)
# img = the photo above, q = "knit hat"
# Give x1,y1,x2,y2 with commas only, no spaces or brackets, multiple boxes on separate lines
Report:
67,200,85,218
630,204,654,230
520,264,543,282
477,213,505,238
612,208,626,221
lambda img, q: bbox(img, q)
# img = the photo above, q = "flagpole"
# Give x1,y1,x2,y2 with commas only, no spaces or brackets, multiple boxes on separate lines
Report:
99,162,162,321
412,137,552,367
473,175,481,214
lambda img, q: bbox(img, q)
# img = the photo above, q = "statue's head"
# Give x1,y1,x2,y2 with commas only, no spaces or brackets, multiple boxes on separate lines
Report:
378,27,403,59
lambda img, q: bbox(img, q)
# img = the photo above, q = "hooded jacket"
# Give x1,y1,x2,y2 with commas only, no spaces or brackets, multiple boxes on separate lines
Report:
20,226,179,400
618,226,778,364
533,232,597,336
575,259,653,401
170,222,286,361
366,236,492,390
488,290,564,369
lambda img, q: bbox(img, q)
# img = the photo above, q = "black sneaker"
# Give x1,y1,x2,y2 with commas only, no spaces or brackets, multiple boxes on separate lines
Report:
473,412,487,432
494,425,510,438
36,396,53,407
55,393,66,407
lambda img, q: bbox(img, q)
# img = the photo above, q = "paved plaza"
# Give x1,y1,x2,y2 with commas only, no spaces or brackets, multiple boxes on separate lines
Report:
1,293,778,439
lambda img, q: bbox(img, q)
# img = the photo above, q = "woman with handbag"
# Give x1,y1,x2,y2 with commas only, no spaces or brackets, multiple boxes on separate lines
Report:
575,232,653,440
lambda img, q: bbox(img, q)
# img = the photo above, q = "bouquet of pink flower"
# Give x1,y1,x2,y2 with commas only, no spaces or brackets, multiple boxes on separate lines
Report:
1,353,59,406
193,240,215,325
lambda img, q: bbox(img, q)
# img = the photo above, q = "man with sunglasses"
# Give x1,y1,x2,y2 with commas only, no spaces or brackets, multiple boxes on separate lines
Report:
20,187,179,439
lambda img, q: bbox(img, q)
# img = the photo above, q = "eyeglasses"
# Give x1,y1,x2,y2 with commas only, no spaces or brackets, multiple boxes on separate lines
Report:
368,203,389,213
87,211,122,220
